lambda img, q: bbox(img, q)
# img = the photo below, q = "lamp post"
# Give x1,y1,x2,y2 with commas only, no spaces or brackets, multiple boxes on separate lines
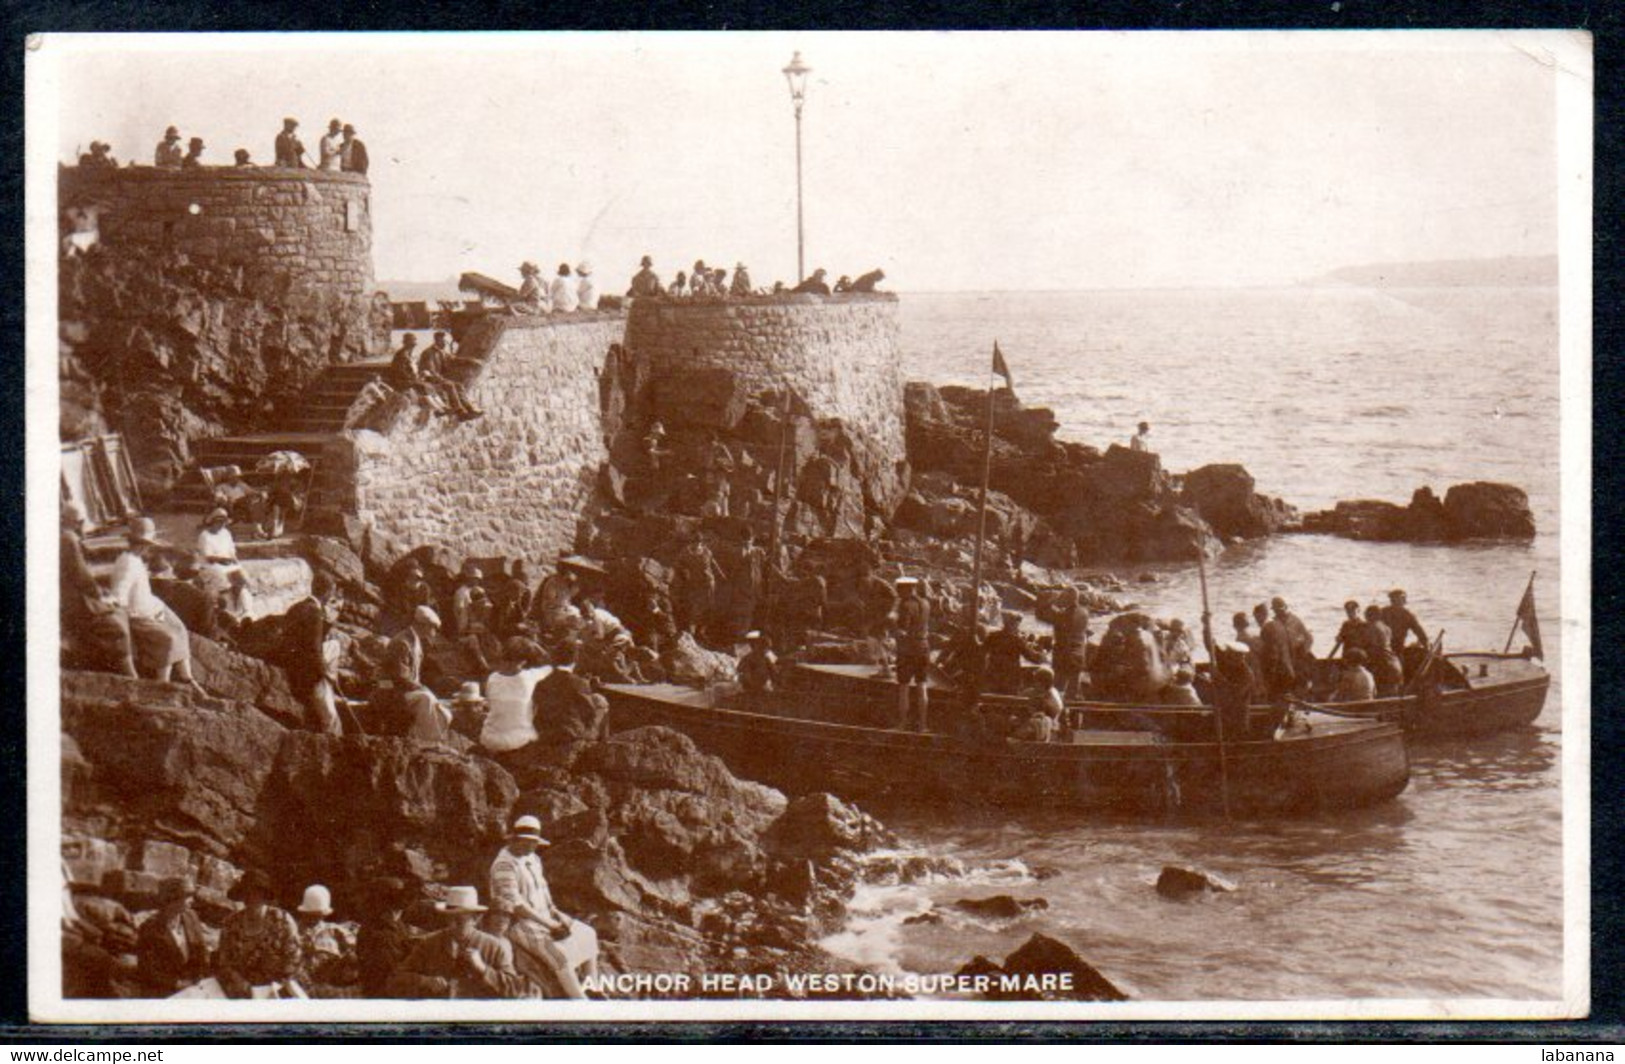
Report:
782,50,812,284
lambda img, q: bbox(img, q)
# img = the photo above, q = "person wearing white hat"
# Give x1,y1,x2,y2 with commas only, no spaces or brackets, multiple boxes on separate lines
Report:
60,501,137,677
195,507,255,619
110,517,205,693
370,605,450,741
575,262,599,310
388,886,528,999
489,814,599,999
737,631,778,696
294,884,358,993
893,577,931,731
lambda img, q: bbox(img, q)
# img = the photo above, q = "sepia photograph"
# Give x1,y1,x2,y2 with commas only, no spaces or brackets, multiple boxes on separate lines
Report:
25,30,1590,1023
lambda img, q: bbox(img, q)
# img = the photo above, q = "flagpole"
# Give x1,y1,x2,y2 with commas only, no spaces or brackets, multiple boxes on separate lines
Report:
1503,570,1537,654
964,350,999,635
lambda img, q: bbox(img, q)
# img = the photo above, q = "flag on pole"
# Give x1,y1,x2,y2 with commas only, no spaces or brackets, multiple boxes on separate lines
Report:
992,342,1017,399
1513,579,1543,659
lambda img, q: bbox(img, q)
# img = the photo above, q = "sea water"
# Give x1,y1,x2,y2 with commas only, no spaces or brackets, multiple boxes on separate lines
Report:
815,285,1566,1001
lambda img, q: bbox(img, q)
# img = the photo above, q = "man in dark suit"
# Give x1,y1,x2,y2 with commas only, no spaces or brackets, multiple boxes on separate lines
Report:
340,124,369,175
530,641,603,741
368,605,449,741
280,572,343,734
136,877,212,997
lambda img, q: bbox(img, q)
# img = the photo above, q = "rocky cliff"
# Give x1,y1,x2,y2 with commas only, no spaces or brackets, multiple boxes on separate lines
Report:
60,666,898,990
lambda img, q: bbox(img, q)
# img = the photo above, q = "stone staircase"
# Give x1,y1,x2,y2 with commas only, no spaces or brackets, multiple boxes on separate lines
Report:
166,358,393,515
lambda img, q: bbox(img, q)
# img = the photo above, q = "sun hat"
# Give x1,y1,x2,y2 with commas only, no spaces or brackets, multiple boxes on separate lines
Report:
297,884,334,916
205,507,230,525
436,885,487,914
451,681,485,704
128,516,167,547
745,631,766,642
577,262,592,276
508,814,551,846
894,576,919,587
413,605,442,628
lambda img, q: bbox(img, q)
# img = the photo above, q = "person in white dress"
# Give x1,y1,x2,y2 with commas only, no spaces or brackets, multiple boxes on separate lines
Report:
575,262,598,310
479,638,552,753
195,508,255,618
549,263,579,313
110,517,205,693
488,815,599,998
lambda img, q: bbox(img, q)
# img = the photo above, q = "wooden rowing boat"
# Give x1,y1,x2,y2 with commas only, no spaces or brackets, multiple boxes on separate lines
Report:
1312,652,1549,737
599,679,1410,817
787,652,1549,740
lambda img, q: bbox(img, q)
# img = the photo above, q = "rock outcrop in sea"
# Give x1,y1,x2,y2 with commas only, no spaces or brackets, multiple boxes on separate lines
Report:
1301,482,1537,543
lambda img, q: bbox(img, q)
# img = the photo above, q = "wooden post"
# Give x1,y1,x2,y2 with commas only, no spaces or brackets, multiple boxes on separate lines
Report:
963,369,998,635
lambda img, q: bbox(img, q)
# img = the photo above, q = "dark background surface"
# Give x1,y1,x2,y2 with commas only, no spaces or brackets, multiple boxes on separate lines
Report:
0,0,1616,1043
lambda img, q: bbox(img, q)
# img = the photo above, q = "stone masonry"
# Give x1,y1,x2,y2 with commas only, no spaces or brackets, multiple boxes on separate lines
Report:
336,314,628,564
625,294,909,516
59,165,374,294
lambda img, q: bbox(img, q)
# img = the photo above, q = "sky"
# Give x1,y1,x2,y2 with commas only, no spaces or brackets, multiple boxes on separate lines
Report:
42,31,1574,292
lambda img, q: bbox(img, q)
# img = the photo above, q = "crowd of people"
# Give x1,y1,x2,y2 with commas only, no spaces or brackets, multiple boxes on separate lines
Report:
64,814,599,1000
75,118,370,174
624,256,886,303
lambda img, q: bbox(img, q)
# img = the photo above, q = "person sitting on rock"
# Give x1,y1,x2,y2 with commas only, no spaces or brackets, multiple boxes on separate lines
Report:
489,815,599,999
216,872,303,999
60,501,137,677
737,630,779,697
110,518,206,694
530,559,584,645
155,551,226,643
550,263,579,313
576,589,639,683
480,637,552,753
627,255,663,299
294,884,358,996
531,639,602,732
1130,421,1152,452
418,332,483,421
1361,604,1404,696
369,605,450,742
135,876,212,997
516,261,550,314
195,506,253,610
356,877,422,998
792,268,832,296
154,125,184,168
729,262,753,296
850,268,886,293
387,885,528,999
1161,664,1204,706
1334,647,1377,703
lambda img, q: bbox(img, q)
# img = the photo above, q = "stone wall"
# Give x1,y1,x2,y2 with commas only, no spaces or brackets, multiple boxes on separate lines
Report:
624,295,909,515
336,313,627,564
59,165,374,294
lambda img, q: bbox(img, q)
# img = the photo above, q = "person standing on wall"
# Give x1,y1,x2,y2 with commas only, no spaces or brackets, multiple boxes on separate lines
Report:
275,118,308,168
318,118,344,171
154,126,184,168
339,124,369,175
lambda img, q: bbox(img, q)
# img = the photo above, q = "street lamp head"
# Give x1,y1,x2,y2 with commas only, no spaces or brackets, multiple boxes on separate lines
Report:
782,51,812,108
